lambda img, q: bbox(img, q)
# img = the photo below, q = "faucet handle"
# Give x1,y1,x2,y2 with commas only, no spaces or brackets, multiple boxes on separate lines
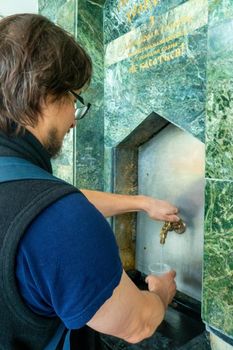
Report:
171,219,186,234
160,219,186,245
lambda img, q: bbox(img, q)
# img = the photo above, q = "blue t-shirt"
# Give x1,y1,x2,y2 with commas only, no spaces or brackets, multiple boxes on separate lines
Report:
15,192,123,332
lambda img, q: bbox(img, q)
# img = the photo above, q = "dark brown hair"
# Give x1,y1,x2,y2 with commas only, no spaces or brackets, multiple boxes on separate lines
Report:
0,13,92,135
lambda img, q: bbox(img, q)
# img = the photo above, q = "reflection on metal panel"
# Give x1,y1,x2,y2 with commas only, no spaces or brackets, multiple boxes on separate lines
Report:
136,123,205,301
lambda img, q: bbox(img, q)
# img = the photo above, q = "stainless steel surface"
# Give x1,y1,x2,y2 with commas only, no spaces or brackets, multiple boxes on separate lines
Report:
136,123,205,301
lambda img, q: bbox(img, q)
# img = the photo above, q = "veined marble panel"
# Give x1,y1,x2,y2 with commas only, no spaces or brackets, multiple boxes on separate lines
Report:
104,0,208,147
91,0,105,5
39,0,76,184
209,0,233,28
75,0,105,190
202,179,233,336
105,0,207,67
56,0,76,34
104,0,187,44
52,131,75,185
205,19,233,181
39,0,67,23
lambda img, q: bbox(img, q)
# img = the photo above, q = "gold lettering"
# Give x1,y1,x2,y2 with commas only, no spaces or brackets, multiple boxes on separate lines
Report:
148,59,154,67
118,0,128,11
147,0,153,10
118,0,160,20
141,0,147,11
135,42,186,71
126,11,132,22
140,61,149,70
127,19,188,59
154,57,157,66
132,4,138,17
129,64,138,73
139,3,144,13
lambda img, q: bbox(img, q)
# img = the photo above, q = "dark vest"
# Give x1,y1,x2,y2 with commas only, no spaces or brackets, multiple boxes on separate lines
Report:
0,132,103,350
0,175,79,350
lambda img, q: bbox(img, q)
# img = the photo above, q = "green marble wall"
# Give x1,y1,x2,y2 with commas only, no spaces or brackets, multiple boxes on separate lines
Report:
202,0,233,337
103,0,208,192
104,0,187,44
39,0,105,190
39,0,77,185
75,0,104,190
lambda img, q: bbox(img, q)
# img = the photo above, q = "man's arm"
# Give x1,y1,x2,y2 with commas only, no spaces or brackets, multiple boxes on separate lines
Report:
87,270,176,344
80,189,179,222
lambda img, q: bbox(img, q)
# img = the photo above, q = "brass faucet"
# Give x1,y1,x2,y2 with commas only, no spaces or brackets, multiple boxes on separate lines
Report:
160,219,186,245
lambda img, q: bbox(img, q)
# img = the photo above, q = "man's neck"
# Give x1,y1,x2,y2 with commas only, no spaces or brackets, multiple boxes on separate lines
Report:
25,125,45,147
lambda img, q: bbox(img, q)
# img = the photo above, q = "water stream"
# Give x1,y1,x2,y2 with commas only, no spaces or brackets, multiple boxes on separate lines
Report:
160,245,164,270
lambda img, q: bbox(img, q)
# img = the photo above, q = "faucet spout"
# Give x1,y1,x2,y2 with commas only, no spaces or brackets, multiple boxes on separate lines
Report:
160,222,172,244
160,230,167,244
160,219,186,245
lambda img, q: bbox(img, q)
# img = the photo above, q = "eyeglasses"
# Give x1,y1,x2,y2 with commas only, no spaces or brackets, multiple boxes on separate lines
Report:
69,90,91,120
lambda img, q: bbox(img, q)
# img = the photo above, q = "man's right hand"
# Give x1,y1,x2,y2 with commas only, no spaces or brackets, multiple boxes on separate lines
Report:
87,270,168,343
145,270,177,308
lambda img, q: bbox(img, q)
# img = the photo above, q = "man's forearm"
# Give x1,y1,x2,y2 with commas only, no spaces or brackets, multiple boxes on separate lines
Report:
80,189,147,217
80,189,179,222
131,290,166,342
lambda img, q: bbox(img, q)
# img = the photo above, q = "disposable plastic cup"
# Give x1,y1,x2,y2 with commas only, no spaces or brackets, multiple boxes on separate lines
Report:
148,262,171,276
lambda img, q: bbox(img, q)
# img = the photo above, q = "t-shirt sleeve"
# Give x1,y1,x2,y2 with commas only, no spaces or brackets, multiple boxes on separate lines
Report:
16,192,123,329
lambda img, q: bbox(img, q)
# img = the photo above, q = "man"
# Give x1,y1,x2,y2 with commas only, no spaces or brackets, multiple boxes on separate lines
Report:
0,14,178,349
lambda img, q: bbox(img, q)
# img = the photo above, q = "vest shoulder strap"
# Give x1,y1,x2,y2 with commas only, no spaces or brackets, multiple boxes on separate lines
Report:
0,156,65,183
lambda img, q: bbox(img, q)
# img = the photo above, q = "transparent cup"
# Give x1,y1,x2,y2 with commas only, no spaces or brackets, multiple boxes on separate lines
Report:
148,262,171,276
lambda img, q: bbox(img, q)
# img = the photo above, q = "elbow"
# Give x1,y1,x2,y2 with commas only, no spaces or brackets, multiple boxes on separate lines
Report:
125,313,164,344
126,325,158,344
125,330,153,344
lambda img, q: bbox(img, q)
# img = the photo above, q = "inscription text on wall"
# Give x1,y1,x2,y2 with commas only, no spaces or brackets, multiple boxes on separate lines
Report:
118,0,159,23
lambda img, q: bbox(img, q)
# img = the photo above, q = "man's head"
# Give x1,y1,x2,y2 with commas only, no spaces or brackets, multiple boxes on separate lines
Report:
0,13,92,157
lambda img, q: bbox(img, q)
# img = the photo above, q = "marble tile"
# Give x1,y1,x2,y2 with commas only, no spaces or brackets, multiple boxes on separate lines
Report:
75,0,105,190
89,0,105,6
52,132,75,185
39,0,67,23
40,0,105,189
104,0,187,44
205,19,233,181
39,0,76,184
104,0,208,147
56,0,76,35
103,146,113,192
202,179,233,336
209,0,233,28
